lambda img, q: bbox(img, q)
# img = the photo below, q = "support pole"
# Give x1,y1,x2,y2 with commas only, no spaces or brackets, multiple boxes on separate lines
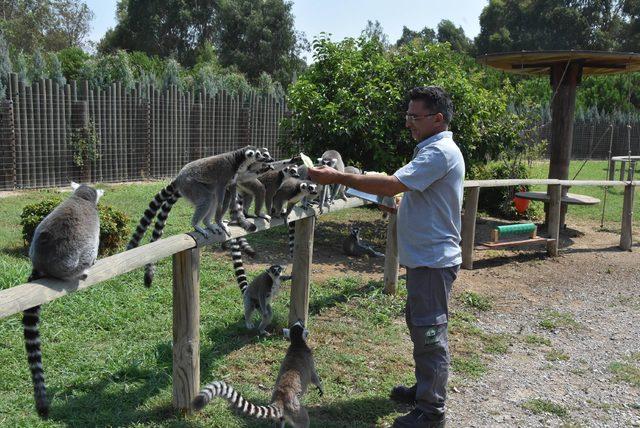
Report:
172,247,201,411
383,213,399,294
461,186,480,270
547,184,562,256
289,216,315,327
619,184,635,251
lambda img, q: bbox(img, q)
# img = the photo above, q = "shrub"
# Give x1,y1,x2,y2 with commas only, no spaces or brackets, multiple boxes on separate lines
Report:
20,197,129,256
57,47,90,81
282,37,529,172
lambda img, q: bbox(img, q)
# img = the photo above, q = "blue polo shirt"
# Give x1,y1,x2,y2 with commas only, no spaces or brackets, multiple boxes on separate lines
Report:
393,131,465,268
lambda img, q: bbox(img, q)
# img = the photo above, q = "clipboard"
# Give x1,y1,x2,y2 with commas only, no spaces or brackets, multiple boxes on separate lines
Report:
345,188,396,208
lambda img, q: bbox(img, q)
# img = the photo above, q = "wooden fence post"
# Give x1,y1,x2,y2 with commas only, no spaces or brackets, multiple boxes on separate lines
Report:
172,247,201,411
289,217,314,327
619,184,635,251
461,186,480,270
547,184,562,256
383,213,399,294
0,99,16,190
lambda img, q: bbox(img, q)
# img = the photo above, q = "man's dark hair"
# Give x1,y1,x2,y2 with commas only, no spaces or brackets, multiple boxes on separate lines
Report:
409,86,454,124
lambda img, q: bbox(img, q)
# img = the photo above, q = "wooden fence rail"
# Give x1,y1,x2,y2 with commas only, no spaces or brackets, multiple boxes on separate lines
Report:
0,178,636,411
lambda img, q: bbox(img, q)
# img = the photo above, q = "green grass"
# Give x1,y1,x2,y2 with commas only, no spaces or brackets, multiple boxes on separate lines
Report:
538,310,581,331
458,291,492,311
0,183,430,427
524,334,552,346
522,398,568,417
609,353,640,387
527,160,640,228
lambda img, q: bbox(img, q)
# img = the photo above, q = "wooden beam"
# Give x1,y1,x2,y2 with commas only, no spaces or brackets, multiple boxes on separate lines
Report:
461,186,480,269
383,213,399,294
172,247,200,411
619,184,635,251
0,234,196,319
289,216,314,327
547,184,562,256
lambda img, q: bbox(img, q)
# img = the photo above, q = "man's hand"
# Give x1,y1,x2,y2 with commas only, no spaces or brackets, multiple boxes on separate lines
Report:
307,166,342,185
378,196,402,214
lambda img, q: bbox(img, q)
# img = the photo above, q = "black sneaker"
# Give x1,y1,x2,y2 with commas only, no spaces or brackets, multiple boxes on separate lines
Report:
390,384,417,405
392,408,445,428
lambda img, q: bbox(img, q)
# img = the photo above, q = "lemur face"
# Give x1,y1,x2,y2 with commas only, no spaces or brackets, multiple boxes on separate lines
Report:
307,183,318,195
268,265,285,277
283,165,300,178
350,227,360,237
321,158,337,168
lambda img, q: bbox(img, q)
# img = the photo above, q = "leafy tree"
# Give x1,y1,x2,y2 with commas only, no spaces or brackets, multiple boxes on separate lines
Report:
0,0,94,53
214,0,300,83
13,50,27,82
98,0,214,65
395,26,436,48
475,0,624,53
29,50,46,82
0,31,11,97
437,19,474,54
361,20,390,47
100,0,304,85
57,46,90,81
283,36,527,172
47,52,66,86
162,58,183,90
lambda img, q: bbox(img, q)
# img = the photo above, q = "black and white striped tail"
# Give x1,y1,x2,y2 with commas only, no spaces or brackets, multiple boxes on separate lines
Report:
287,222,295,257
238,237,256,258
143,192,180,287
127,182,178,250
230,239,248,294
23,270,48,418
193,380,283,421
232,196,257,232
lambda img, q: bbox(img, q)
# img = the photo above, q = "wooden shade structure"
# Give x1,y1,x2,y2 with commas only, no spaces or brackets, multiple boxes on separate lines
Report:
477,50,640,182
477,50,640,224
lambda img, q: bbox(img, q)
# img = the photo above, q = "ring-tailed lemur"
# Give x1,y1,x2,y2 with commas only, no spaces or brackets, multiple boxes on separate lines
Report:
342,226,384,258
318,149,345,211
271,178,318,222
126,146,272,287
238,164,300,220
25,182,103,418
231,248,292,334
193,321,323,427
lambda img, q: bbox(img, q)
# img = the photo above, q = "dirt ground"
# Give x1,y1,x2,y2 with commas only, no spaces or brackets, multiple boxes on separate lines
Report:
235,216,639,427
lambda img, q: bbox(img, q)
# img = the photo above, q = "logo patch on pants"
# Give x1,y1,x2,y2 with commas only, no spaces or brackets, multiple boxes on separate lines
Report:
424,326,439,345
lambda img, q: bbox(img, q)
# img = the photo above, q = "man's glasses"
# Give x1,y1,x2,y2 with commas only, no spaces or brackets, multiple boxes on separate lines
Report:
405,112,437,122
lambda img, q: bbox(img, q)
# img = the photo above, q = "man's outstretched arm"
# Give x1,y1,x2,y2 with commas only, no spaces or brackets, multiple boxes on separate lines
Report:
307,166,408,197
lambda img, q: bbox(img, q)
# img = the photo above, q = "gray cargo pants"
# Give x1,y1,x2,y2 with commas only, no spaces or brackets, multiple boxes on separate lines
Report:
405,265,459,418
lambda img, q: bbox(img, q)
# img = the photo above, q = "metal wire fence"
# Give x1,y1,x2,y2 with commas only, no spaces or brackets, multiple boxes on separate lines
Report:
0,74,290,190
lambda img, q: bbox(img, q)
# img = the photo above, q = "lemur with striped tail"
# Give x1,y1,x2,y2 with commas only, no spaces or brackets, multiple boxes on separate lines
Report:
126,146,272,287
25,182,103,418
230,243,291,334
193,321,323,427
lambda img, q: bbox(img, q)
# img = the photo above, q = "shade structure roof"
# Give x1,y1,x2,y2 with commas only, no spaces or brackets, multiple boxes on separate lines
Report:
476,50,640,76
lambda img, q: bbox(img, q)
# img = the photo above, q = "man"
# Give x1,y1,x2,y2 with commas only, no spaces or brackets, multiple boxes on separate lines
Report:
307,86,464,428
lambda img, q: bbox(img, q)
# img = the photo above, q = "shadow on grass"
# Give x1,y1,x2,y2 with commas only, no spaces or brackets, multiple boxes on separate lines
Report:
307,396,403,428
48,342,182,427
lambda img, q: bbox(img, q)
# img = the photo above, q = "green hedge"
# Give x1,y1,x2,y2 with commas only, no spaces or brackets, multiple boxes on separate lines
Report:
20,197,129,256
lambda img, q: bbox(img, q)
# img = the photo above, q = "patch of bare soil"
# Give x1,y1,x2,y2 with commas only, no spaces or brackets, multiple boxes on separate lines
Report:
212,215,639,427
